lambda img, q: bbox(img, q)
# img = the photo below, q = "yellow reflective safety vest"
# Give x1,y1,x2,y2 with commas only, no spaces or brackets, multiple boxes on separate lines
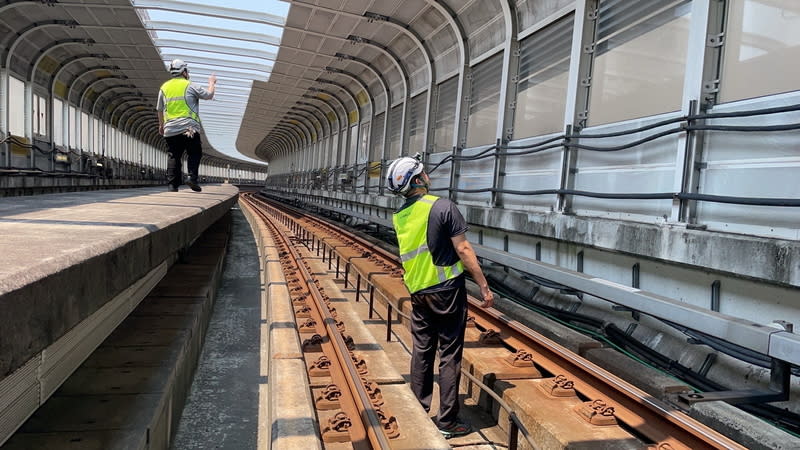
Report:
392,194,464,293
160,78,199,123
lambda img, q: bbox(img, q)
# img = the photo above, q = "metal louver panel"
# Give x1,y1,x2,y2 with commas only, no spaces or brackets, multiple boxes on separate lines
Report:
518,14,574,89
370,112,385,161
433,76,458,152
467,53,503,147
596,0,690,53
387,105,403,159
407,93,427,153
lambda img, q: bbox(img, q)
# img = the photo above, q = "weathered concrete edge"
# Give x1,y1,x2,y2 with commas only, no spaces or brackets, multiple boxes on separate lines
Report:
0,260,168,447
278,188,800,288
0,191,238,379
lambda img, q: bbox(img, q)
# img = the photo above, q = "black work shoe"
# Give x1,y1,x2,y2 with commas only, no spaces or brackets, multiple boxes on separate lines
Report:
167,185,178,192
438,420,472,439
186,179,202,192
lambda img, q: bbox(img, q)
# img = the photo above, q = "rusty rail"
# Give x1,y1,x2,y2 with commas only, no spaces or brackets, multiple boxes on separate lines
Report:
246,192,747,450
241,194,394,449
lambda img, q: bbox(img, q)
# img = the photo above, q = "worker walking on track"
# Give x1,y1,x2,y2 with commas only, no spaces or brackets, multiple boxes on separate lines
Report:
386,154,494,439
157,59,216,192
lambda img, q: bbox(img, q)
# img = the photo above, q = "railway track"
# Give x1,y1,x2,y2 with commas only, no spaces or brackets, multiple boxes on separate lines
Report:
242,194,397,449
240,192,745,449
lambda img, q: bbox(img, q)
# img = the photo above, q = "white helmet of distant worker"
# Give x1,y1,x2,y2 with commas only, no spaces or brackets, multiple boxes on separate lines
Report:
168,59,188,76
386,154,424,195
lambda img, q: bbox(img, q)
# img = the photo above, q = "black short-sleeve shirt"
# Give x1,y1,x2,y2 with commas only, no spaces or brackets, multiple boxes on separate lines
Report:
397,195,468,292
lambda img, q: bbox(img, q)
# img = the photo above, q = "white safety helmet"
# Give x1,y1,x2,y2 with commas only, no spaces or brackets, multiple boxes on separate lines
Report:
168,59,188,77
386,155,424,195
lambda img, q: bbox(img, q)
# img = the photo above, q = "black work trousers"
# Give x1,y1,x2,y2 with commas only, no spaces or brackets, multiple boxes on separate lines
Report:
165,132,202,188
409,281,468,429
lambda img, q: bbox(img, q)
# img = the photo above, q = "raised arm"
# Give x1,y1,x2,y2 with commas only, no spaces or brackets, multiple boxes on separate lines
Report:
451,233,494,308
206,73,217,98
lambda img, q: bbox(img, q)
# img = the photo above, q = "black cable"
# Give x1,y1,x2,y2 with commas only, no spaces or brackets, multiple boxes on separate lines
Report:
566,127,686,152
687,123,800,133
500,142,565,157
678,192,800,207
501,133,565,149
691,103,800,120
575,115,686,139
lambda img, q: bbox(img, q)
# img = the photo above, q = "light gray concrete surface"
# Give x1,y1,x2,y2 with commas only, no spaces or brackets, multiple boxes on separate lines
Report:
171,207,264,449
2,213,231,450
0,185,238,379
0,176,162,197
689,401,800,450
284,188,800,288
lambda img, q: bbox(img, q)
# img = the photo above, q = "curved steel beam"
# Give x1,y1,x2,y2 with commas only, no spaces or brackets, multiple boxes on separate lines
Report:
70,76,127,160
290,1,435,153
288,110,325,169
307,86,350,167
288,108,323,139
78,75,128,111
497,0,519,142
330,52,390,171
344,34,410,154
281,117,312,146
323,66,373,114
270,128,297,152
131,115,153,142
110,100,151,128
120,107,153,130
2,34,89,163
270,128,299,164
90,85,138,118
120,109,153,133
282,25,408,101
425,0,469,150
316,78,365,167
28,38,95,80
285,109,318,138
276,123,305,148
47,54,110,152
320,69,375,167
301,95,342,141
307,88,348,129
258,81,346,167
300,96,342,170
294,104,329,138
491,0,520,208
276,125,304,153
65,65,121,103
49,53,110,92
301,93,342,132
259,136,285,159
2,19,79,67
268,131,293,154
0,0,58,17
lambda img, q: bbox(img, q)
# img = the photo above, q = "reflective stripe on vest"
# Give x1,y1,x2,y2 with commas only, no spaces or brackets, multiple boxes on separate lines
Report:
160,78,200,123
392,194,465,293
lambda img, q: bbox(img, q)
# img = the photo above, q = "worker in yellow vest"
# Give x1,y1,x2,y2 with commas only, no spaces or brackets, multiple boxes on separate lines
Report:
387,154,494,439
157,59,216,192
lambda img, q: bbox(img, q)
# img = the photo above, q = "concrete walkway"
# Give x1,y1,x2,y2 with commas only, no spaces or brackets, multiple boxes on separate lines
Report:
171,206,264,449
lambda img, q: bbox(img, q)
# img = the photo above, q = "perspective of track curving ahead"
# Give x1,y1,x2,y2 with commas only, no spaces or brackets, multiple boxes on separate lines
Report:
241,192,746,450
241,193,398,449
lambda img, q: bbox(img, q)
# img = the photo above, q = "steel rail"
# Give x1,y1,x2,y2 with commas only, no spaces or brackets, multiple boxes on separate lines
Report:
468,303,745,449
253,192,748,450
240,194,393,449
